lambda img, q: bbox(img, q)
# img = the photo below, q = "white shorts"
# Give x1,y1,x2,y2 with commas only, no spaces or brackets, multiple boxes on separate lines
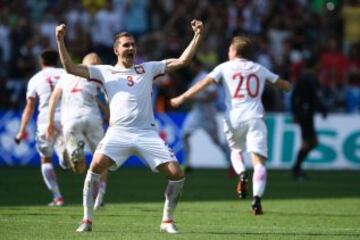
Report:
182,108,217,137
95,127,178,171
35,124,66,160
63,117,104,154
224,118,268,158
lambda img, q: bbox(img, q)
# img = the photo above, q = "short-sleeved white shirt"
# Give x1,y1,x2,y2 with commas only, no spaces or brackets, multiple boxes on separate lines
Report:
26,67,64,128
88,61,165,130
208,58,278,124
55,73,103,124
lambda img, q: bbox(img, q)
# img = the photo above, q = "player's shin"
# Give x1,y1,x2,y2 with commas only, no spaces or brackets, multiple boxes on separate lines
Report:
230,150,246,174
83,170,101,221
41,162,62,199
252,163,267,197
162,178,185,222
94,181,106,210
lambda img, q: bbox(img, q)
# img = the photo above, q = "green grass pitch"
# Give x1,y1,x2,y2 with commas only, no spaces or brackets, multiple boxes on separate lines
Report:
0,168,359,239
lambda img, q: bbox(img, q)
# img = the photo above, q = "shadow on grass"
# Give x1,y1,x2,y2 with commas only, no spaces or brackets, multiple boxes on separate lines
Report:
0,167,359,206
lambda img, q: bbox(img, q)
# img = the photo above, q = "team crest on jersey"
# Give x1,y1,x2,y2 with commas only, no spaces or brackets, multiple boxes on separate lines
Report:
134,65,145,74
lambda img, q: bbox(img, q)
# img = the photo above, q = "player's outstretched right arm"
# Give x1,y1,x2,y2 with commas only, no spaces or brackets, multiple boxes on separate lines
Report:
170,76,215,108
274,78,292,92
56,24,89,79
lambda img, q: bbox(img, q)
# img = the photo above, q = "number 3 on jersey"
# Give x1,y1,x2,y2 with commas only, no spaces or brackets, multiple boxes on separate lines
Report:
232,72,259,99
127,76,134,87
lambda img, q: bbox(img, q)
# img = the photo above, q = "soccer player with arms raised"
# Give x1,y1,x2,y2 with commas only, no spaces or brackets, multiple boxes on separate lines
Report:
55,19,204,233
171,36,291,214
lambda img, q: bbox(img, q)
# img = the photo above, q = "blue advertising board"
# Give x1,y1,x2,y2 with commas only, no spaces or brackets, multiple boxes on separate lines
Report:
0,111,186,167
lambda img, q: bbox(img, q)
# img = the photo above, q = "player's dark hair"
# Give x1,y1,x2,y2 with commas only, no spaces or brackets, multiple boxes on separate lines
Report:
40,49,59,66
113,32,135,48
231,36,252,59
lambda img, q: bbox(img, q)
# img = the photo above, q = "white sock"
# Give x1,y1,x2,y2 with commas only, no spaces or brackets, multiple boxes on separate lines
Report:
83,170,101,221
41,163,61,199
252,163,267,197
162,178,185,222
94,181,107,209
231,150,246,174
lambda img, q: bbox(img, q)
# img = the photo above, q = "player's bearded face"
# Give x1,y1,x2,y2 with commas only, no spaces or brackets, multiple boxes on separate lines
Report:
116,37,136,61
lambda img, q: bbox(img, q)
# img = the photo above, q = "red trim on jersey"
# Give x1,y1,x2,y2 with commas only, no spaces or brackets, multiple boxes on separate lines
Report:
153,73,165,81
71,78,83,93
89,78,103,85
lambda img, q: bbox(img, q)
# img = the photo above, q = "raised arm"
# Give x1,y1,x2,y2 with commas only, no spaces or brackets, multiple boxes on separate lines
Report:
274,78,292,92
164,19,204,73
170,76,216,108
15,97,36,144
46,87,62,139
56,24,89,79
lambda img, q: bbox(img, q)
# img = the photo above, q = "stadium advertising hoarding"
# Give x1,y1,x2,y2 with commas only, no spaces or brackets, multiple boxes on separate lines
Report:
0,111,359,169
189,113,360,170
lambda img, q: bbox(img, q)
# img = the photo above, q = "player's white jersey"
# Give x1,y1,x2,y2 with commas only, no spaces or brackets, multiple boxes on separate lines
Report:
26,67,63,128
56,73,103,124
88,61,165,130
208,58,278,124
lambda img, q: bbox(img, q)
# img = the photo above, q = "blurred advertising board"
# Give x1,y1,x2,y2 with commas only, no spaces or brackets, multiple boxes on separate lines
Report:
0,111,359,169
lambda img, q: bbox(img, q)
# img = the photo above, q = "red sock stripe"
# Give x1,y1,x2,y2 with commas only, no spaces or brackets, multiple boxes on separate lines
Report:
162,220,174,224
82,219,92,224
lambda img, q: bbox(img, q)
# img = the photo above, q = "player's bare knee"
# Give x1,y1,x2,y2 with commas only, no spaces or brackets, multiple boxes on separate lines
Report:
89,154,112,174
251,152,266,166
171,168,185,180
41,157,52,164
158,162,184,180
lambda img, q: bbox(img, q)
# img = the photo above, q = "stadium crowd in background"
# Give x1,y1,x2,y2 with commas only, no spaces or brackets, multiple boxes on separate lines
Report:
0,0,359,112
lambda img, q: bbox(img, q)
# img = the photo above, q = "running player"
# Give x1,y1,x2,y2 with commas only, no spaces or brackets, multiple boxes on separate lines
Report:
181,59,229,173
171,36,291,215
15,49,68,206
47,53,109,209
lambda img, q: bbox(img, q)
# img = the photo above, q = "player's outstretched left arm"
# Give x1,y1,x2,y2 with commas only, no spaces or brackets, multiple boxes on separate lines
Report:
46,88,62,140
170,76,215,108
274,78,292,92
164,19,204,73
56,24,89,79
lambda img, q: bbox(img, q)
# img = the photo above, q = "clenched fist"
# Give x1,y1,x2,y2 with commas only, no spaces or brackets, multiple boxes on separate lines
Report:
191,19,204,35
56,24,67,41
170,96,185,108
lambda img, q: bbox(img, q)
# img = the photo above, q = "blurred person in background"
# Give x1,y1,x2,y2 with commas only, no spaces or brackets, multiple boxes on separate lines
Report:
56,18,204,233
47,53,109,210
180,58,229,174
319,37,348,111
291,57,328,181
15,49,68,206
345,43,360,113
171,36,291,215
